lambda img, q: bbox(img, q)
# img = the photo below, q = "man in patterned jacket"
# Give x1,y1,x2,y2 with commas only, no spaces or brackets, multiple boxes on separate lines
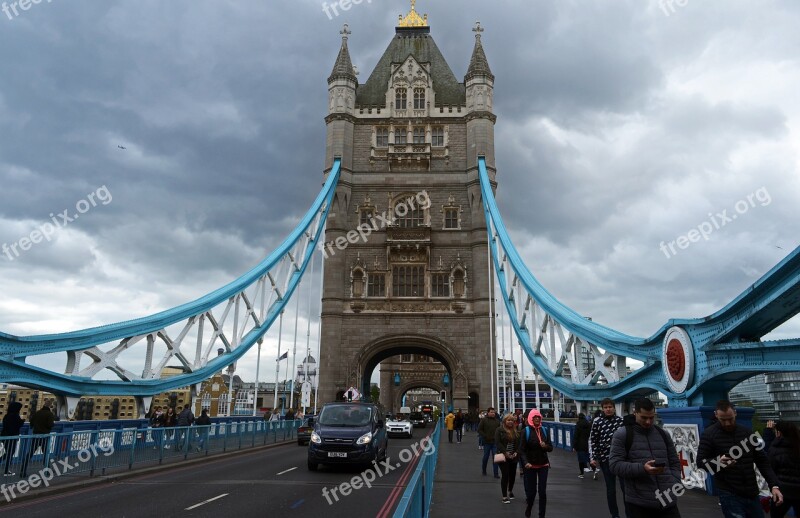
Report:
590,398,627,518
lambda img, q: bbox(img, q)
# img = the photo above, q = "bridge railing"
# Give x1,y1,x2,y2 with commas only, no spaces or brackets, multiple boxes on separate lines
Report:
392,419,442,518
0,419,300,478
543,421,576,451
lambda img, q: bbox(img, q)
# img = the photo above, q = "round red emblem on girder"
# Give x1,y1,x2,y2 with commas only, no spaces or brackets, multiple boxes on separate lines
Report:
666,339,686,381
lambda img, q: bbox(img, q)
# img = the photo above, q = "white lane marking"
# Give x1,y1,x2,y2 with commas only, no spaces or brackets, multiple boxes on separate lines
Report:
277,467,298,476
185,493,228,510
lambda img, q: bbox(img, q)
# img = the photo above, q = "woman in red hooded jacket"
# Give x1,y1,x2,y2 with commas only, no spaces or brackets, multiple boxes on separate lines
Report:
519,409,554,518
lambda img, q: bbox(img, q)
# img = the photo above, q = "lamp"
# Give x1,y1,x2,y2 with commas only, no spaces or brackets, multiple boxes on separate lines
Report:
442,372,450,387
394,372,401,386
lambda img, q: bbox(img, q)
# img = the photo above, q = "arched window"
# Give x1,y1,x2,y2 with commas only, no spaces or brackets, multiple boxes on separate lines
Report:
413,88,425,109
395,88,407,110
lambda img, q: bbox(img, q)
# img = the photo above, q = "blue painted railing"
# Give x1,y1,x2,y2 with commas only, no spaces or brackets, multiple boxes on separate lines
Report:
0,419,300,478
543,421,576,451
392,419,442,518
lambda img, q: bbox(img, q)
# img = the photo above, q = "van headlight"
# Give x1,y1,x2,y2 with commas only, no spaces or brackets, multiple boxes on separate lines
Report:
356,432,372,445
311,432,321,444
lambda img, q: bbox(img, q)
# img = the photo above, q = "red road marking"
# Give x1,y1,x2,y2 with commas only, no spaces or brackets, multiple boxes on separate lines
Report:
375,428,435,518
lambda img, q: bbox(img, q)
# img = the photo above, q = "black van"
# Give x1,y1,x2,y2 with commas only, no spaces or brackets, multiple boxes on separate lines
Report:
307,401,388,470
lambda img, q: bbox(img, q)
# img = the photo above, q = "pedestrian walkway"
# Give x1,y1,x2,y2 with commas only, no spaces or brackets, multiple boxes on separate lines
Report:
431,427,723,517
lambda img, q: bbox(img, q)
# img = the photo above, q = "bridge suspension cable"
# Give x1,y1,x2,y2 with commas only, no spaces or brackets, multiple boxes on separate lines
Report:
0,160,341,416
479,156,800,406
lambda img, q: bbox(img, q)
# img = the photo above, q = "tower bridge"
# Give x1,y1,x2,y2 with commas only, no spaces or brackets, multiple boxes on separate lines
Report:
1,2,799,432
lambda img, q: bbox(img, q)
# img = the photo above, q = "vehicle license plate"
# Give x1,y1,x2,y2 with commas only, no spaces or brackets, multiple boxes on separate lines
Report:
328,452,347,458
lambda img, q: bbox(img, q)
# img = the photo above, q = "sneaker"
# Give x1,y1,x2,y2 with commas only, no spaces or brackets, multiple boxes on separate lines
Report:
593,470,598,480
502,498,511,504
3,472,13,477
508,492,515,500
578,474,584,479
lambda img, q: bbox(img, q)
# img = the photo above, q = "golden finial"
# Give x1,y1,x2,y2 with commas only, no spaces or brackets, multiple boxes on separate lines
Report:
398,0,428,27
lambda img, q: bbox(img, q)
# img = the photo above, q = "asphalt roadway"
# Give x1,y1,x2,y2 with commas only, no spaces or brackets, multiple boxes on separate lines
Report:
432,428,726,518
0,430,433,518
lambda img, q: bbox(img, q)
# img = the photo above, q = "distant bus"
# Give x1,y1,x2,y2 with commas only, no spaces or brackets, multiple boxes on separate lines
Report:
420,404,434,421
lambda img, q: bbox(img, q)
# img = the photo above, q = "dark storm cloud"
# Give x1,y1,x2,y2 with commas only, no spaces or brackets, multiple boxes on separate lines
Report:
0,0,798,383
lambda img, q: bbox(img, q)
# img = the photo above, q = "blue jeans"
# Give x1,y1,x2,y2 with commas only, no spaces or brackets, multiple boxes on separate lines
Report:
718,489,764,518
599,460,627,518
523,466,549,517
482,443,498,476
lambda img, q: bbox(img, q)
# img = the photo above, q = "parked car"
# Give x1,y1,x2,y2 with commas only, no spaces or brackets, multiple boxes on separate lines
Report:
409,412,426,428
297,415,316,445
307,402,388,471
387,415,413,438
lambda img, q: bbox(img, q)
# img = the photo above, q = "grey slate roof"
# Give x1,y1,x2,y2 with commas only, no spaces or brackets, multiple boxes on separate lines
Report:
356,27,466,108
328,37,357,83
465,34,493,81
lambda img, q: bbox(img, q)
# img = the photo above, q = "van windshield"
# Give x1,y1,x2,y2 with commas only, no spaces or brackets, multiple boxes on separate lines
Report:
318,405,373,427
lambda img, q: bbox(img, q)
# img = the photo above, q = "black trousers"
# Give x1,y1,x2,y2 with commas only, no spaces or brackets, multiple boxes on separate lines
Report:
626,502,681,518
498,459,517,497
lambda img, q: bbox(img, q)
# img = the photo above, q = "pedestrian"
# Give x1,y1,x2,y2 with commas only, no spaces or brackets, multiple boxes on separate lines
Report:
163,406,177,449
1,402,24,476
519,409,553,518
176,404,195,451
478,407,501,478
454,410,464,443
195,409,212,452
590,397,627,518
20,401,55,478
445,410,455,443
495,413,521,504
767,421,800,518
285,408,295,421
574,412,596,479
697,400,783,518
269,409,281,422
150,405,164,449
608,398,682,517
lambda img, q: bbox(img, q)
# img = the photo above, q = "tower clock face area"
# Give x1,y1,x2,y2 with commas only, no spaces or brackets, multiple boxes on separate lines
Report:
318,4,497,413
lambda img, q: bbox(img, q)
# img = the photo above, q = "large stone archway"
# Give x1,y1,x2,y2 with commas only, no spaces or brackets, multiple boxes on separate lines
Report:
394,380,445,413
350,334,471,413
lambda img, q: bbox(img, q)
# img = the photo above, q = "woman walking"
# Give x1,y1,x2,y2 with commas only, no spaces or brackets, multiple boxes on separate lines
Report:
768,421,800,517
495,413,521,504
574,413,596,479
519,409,553,518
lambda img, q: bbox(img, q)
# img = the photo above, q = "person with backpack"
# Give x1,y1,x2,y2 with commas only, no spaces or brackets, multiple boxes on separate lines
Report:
519,408,553,518
574,412,596,479
608,398,682,517
590,397,627,518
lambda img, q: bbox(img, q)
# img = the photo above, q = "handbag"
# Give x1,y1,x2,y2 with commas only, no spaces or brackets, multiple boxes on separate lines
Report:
494,453,506,463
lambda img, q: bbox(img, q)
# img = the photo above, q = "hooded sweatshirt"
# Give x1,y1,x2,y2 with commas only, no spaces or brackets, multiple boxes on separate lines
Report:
519,409,553,468
2,402,25,437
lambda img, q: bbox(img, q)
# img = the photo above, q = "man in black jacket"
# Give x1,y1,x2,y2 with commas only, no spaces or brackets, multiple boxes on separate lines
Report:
590,398,627,518
20,401,55,478
697,400,783,517
1,402,24,476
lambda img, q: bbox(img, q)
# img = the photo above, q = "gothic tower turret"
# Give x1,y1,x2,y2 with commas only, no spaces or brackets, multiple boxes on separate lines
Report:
465,21,495,171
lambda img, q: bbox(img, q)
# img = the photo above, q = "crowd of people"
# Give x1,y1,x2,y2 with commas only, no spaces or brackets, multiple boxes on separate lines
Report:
443,398,799,518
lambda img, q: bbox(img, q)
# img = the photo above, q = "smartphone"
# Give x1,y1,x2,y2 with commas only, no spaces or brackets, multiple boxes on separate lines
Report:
653,461,666,468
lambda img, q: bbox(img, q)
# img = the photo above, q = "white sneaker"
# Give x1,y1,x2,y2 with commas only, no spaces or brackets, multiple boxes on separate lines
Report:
593,471,598,480
578,474,584,479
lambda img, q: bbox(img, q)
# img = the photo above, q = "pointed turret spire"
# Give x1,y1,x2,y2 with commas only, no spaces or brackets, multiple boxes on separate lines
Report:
328,24,357,84
466,21,494,81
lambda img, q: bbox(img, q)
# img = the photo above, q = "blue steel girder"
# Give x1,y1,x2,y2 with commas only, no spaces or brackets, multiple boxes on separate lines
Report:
478,157,800,406
0,160,341,397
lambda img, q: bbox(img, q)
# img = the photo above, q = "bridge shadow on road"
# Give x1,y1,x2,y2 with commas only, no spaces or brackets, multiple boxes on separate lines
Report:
431,427,723,518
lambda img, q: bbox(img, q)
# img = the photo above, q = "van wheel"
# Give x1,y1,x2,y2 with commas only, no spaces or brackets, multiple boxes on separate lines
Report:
308,461,319,471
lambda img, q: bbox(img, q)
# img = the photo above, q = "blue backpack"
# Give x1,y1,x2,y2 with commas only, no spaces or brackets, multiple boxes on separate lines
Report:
525,425,549,443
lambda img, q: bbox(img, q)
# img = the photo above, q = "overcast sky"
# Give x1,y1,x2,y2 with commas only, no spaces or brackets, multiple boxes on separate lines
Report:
1,0,798,389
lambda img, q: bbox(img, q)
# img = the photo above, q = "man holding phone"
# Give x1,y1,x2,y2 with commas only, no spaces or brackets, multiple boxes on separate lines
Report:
698,400,783,518
609,398,682,517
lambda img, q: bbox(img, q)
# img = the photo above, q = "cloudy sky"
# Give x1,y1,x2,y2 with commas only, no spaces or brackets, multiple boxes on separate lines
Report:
1,0,798,389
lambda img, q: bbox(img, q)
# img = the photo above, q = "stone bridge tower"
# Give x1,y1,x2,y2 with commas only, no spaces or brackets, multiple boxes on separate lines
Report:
318,3,498,413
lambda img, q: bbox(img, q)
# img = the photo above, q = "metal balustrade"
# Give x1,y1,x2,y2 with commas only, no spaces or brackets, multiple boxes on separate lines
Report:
0,419,300,479
393,419,442,518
